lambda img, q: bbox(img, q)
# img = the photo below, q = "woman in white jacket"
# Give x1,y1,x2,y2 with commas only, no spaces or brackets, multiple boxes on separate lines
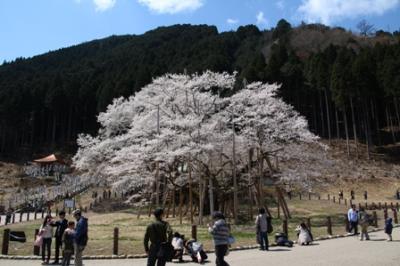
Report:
295,223,312,245
40,215,54,264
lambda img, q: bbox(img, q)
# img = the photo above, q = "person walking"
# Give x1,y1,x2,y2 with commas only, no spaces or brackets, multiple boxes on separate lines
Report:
255,208,269,251
72,209,88,266
347,205,358,235
358,207,370,241
385,218,393,241
40,215,54,265
50,210,68,264
208,211,230,266
144,208,173,266
61,221,75,266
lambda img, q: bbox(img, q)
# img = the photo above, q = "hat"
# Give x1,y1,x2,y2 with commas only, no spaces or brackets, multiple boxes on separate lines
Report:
72,209,82,216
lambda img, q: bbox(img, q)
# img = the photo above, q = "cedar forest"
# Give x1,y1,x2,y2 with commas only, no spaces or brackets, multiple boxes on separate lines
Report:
0,20,400,160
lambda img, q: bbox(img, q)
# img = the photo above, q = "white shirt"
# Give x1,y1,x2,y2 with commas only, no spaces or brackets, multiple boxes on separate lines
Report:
172,237,183,250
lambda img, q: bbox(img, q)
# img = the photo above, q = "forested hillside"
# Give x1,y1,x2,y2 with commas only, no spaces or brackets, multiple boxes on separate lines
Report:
0,21,399,160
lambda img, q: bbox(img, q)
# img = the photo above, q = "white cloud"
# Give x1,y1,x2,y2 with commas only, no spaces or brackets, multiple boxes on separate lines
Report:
256,11,268,25
276,0,285,10
138,0,204,14
93,0,116,12
227,18,239,25
298,0,400,25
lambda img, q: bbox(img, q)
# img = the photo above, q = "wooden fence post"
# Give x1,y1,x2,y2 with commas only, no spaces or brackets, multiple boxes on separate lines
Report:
358,203,361,210
2,229,10,255
365,202,368,209
333,196,336,203
34,211,37,220
393,209,398,224
378,202,382,209
308,193,311,200
384,202,388,209
56,208,59,216
338,198,341,205
345,199,347,206
373,211,378,227
396,202,399,210
283,220,288,237
318,195,321,200
19,212,23,222
299,193,302,200
113,227,119,256
384,209,388,220
327,216,332,236
191,225,197,241
12,214,15,224
33,229,40,256
27,212,30,221
328,194,330,200
41,210,44,218
390,202,394,209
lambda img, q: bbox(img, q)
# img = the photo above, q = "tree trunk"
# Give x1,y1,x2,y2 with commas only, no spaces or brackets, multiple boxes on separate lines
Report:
51,112,57,148
349,97,359,157
386,106,396,143
324,87,332,144
394,97,400,129
335,107,340,139
319,91,326,137
343,106,350,157
362,100,371,160
258,148,264,206
372,100,381,146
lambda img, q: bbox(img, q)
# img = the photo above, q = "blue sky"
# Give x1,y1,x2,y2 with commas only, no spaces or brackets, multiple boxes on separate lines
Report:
1,0,400,62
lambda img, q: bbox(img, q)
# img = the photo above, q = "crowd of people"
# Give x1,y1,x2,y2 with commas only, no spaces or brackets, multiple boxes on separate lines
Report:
35,209,88,265
142,203,397,266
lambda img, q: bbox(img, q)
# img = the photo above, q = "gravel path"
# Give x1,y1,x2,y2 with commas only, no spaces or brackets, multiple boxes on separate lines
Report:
1,228,399,266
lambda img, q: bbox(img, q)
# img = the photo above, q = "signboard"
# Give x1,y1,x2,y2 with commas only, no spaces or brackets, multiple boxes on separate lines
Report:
64,199,75,209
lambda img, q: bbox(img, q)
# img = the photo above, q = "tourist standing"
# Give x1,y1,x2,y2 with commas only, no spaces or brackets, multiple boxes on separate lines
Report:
255,208,269,251
72,209,88,266
50,211,68,264
144,208,173,266
208,211,230,266
358,207,370,241
61,221,75,266
347,205,358,235
40,215,54,265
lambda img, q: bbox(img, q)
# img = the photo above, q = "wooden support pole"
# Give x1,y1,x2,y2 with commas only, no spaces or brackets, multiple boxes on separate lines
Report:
113,227,119,256
19,212,23,222
384,209,388,220
328,194,330,200
307,218,311,232
33,229,40,256
299,193,302,200
327,216,332,236
34,211,37,220
2,229,10,255
12,214,15,224
191,225,197,241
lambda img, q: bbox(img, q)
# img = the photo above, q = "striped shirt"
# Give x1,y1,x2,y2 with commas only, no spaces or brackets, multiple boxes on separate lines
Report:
209,219,230,246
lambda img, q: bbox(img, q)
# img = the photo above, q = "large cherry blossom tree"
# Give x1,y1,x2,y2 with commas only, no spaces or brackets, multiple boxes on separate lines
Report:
73,71,320,220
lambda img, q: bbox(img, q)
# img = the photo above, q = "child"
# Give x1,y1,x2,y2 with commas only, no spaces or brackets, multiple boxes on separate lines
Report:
295,223,313,245
385,218,393,241
61,221,75,266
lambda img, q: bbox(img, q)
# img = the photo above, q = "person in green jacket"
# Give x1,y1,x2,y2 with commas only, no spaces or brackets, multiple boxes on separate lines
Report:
144,208,173,266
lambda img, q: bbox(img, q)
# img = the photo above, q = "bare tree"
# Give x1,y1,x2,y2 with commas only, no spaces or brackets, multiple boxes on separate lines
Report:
357,19,375,36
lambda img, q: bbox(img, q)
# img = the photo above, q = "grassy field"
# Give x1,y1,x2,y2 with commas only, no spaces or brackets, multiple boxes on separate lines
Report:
2,195,393,257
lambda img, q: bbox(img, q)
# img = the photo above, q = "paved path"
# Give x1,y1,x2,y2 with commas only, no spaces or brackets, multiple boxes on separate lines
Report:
1,228,400,266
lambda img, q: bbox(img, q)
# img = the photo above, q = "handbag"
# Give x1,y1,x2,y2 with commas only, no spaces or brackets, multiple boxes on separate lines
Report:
34,235,43,247
228,236,236,245
267,216,273,234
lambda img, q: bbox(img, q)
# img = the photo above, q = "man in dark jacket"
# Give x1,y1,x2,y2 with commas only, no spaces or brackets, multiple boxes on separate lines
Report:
50,210,68,264
72,209,88,266
144,208,173,266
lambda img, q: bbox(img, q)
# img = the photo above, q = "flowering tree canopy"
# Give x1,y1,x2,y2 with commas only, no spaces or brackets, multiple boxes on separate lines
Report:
73,71,319,199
